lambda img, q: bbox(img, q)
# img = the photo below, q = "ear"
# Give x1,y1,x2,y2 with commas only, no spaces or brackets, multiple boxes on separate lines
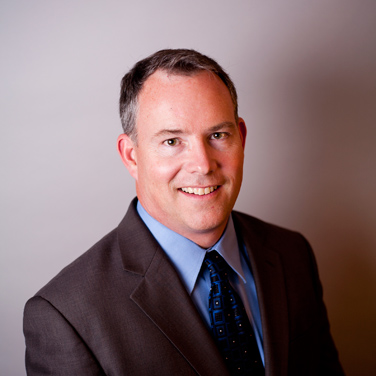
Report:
117,134,138,180
238,117,247,149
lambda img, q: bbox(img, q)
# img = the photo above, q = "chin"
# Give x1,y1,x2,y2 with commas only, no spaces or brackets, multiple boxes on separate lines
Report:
185,216,228,234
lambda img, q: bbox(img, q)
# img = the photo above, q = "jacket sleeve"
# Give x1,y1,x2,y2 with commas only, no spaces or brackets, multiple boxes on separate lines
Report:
23,296,105,376
304,235,345,376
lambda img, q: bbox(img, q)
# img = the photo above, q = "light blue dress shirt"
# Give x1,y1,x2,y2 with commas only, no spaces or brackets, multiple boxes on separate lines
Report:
137,201,264,365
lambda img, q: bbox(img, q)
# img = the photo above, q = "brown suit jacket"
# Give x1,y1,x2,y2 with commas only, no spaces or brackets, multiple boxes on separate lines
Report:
23,198,344,375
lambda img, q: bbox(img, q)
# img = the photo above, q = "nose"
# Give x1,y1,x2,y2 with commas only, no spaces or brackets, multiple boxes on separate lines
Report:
185,140,217,175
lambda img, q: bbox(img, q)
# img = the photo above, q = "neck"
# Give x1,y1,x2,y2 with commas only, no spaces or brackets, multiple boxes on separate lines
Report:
181,227,226,249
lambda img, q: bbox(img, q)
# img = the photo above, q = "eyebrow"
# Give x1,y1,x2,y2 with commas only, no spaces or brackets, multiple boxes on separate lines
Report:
152,121,236,139
208,121,236,132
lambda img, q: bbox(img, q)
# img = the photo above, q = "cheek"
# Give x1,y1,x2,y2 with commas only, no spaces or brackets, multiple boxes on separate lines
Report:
140,156,181,188
223,152,244,175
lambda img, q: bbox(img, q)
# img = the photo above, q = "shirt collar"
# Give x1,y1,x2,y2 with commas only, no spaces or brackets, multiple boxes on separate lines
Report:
137,201,246,294
207,218,246,284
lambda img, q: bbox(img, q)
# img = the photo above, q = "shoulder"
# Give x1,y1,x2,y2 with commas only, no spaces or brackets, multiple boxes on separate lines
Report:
232,210,308,245
232,210,315,267
35,199,142,289
30,199,149,306
32,227,120,302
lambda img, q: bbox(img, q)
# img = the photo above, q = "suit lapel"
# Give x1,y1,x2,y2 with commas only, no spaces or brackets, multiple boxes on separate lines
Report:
131,248,230,376
117,199,230,376
233,212,289,376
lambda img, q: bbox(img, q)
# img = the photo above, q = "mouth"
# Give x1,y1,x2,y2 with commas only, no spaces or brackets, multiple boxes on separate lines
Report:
180,186,219,196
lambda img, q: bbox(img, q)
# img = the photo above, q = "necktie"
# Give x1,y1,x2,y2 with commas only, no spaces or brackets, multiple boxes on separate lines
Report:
205,251,264,375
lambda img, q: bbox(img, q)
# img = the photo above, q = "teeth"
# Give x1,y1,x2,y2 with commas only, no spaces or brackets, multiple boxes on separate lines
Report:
181,186,218,195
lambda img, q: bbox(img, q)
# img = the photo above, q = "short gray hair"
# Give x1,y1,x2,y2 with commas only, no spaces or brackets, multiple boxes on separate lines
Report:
119,49,238,141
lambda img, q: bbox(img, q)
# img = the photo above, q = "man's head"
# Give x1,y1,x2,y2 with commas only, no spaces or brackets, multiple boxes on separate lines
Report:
119,49,239,142
118,49,246,247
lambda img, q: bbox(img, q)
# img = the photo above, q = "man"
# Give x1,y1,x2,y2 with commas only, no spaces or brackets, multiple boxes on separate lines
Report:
24,49,344,375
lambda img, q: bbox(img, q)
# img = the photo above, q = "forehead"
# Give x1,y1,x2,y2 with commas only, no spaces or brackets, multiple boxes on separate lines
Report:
137,70,234,118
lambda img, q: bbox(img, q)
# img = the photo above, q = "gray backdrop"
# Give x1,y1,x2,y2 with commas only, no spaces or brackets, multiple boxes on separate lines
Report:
1,1,375,375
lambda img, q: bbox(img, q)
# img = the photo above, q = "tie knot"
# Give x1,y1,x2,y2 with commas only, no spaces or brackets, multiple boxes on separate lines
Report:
205,251,230,279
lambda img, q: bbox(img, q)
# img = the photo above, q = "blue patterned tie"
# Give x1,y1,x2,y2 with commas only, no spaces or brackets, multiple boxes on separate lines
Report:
205,251,264,375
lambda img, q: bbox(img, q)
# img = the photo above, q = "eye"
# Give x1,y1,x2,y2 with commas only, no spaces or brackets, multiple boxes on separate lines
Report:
211,132,227,140
163,138,179,146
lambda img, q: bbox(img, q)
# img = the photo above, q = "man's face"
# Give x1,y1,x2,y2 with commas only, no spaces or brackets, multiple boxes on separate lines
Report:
119,70,246,247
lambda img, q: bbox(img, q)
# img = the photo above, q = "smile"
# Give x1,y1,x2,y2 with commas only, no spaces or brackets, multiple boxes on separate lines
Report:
180,186,218,196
